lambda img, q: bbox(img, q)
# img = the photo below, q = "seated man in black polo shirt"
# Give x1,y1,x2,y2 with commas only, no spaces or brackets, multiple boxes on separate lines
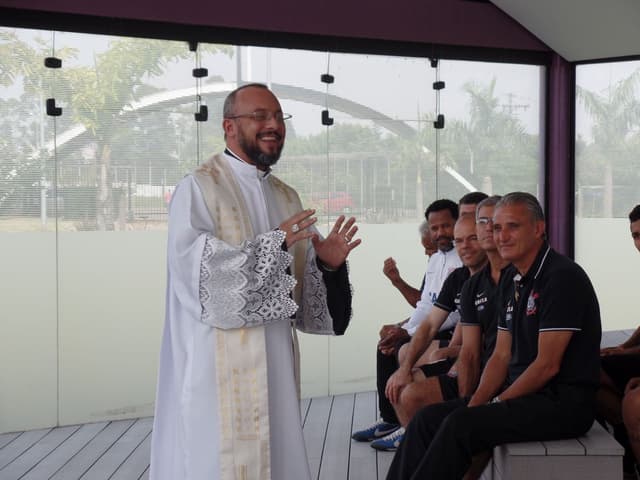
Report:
379,215,487,451
385,197,510,438
386,192,602,480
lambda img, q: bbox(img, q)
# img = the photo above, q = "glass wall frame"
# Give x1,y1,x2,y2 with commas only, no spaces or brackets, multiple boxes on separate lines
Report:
0,25,546,431
575,59,640,333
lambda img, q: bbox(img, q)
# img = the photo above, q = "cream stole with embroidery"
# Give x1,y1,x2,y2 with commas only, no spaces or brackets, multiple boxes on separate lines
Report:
194,154,306,480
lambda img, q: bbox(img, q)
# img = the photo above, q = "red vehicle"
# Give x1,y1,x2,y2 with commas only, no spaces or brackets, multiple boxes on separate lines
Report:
309,191,355,214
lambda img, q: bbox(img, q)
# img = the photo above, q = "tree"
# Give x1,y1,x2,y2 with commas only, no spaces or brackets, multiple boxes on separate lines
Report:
577,69,640,217
0,29,232,229
438,79,539,196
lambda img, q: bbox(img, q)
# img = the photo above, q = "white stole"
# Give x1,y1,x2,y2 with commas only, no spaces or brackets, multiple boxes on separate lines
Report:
193,154,306,480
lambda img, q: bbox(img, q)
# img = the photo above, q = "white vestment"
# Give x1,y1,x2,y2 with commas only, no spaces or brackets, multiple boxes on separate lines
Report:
150,152,348,480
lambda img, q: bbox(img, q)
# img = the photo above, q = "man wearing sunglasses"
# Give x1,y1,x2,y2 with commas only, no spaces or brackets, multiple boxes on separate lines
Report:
150,83,360,480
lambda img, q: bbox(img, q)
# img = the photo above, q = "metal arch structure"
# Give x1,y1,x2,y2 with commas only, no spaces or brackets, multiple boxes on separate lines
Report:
45,81,418,154
43,81,477,191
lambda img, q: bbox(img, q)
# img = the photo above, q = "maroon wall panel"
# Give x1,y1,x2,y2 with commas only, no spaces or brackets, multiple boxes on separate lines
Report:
0,0,548,52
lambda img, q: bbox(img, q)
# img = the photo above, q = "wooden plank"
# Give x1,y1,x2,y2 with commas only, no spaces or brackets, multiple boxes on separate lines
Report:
0,425,78,480
21,422,108,480
501,441,546,456
318,394,354,480
349,391,378,480
542,437,585,456
49,419,135,480
0,432,20,450
376,451,395,480
369,387,395,480
139,465,150,480
300,398,311,427
80,417,153,479
0,428,51,469
578,422,625,456
110,431,152,480
303,396,333,479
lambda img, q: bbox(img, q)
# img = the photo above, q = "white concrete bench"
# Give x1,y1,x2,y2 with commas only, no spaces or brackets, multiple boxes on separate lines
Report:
479,421,623,480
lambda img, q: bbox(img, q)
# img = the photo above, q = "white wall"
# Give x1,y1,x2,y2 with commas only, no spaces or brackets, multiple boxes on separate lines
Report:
1,223,427,432
2,220,634,433
575,218,638,331
0,233,58,433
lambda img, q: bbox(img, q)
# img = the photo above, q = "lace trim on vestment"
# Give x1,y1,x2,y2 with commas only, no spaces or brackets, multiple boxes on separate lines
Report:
296,248,333,334
199,230,298,329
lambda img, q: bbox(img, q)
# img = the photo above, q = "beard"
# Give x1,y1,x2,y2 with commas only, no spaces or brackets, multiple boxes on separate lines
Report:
238,130,284,169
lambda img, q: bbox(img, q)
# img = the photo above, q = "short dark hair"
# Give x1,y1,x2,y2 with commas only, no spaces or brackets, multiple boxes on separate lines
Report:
496,192,545,223
425,199,458,221
475,195,502,219
459,191,488,206
223,82,270,118
630,205,640,223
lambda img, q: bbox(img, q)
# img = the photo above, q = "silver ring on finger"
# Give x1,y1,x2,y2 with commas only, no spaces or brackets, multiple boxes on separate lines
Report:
291,223,300,233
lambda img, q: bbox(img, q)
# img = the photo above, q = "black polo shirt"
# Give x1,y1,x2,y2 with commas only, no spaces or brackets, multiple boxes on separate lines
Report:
433,266,470,314
460,262,515,369
498,243,602,388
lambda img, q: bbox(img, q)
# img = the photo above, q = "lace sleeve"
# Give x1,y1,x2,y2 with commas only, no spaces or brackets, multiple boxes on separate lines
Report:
199,230,298,329
294,247,335,334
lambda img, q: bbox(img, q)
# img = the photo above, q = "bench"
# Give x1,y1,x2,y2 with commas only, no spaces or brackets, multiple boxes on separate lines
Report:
479,421,623,480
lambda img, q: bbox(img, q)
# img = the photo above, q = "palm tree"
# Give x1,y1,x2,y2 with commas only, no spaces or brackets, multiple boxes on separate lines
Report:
577,69,640,217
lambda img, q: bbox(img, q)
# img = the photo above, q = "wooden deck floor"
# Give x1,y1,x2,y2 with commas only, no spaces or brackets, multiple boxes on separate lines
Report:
0,330,632,480
0,391,388,480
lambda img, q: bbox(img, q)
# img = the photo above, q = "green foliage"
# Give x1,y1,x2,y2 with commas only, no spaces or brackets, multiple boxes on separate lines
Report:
576,69,640,216
0,29,232,227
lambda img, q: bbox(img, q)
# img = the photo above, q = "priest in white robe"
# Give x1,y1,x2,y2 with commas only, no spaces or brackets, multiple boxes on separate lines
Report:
150,83,360,480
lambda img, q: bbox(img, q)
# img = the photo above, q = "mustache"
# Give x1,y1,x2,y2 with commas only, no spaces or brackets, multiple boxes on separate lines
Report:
257,132,283,141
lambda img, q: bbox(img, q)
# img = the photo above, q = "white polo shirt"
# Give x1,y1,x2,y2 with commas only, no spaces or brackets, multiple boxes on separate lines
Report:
403,247,462,336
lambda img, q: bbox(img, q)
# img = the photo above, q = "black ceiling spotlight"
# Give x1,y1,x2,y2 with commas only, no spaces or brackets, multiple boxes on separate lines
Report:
195,105,208,122
321,109,334,126
433,81,445,90
44,57,62,68
433,114,445,129
430,58,439,68
188,40,198,52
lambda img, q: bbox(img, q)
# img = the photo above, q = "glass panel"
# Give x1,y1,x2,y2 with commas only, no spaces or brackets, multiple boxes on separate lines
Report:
51,31,200,424
575,61,640,331
0,27,58,432
438,60,544,200
1,25,546,429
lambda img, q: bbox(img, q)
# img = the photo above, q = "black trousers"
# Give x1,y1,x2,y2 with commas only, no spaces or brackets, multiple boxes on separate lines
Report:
386,384,596,480
377,337,410,424
377,329,454,424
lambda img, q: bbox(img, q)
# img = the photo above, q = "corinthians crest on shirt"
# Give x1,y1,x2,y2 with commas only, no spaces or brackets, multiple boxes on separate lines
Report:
526,291,539,316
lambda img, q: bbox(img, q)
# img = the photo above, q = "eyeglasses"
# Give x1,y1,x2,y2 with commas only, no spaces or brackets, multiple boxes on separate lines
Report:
225,110,292,123
477,217,493,226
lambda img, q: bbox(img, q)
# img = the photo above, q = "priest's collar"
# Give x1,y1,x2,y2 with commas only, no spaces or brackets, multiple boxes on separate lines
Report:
224,148,271,179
